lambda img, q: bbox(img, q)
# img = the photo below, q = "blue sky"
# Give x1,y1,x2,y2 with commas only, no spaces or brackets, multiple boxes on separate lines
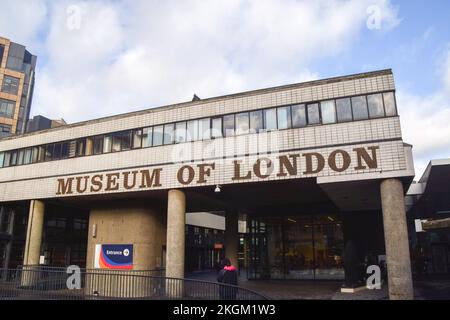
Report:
0,0,449,178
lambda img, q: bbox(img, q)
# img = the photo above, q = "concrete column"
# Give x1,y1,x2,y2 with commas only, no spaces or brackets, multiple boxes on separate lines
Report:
21,200,45,287
380,178,414,300
165,189,186,279
23,200,45,266
225,209,239,268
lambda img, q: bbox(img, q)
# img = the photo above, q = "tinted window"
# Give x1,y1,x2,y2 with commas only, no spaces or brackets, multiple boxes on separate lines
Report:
277,106,291,129
45,145,54,161
336,98,352,122
235,112,249,135
93,136,103,154
383,92,397,116
153,125,164,146
264,108,277,131
163,123,174,145
223,114,235,137
367,93,384,118
53,143,62,160
321,100,336,124
211,117,222,138
351,96,368,120
307,103,320,125
61,142,70,158
291,104,306,128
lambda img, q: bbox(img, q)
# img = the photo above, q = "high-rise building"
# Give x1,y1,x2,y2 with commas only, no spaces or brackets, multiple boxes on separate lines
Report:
0,36,37,137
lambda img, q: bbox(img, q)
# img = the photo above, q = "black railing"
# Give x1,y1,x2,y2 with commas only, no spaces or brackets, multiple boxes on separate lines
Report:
0,266,267,300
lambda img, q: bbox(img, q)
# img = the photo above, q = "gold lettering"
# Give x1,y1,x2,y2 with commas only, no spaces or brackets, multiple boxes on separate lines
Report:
56,178,74,195
328,150,351,172
105,172,120,191
197,163,215,183
232,160,251,180
277,154,299,177
303,152,325,174
353,146,379,170
254,158,273,179
139,168,163,188
177,165,195,185
90,175,103,192
123,171,138,189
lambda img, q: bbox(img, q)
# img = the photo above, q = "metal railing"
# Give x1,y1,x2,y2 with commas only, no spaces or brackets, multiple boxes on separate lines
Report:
0,266,267,300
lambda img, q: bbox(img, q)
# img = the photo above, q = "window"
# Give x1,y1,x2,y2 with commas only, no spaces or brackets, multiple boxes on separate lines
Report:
223,114,235,137
187,120,199,141
31,147,39,163
175,122,186,143
23,148,32,165
76,139,86,156
53,143,62,160
0,99,15,118
3,152,11,167
85,138,93,156
68,140,77,158
45,144,54,161
383,92,397,116
0,124,11,137
163,123,174,145
307,103,320,125
367,93,384,118
17,149,24,165
2,75,19,95
211,117,222,138
351,96,368,120
199,118,210,140
291,104,306,128
93,136,103,155
0,152,4,168
132,129,142,149
61,142,69,159
10,151,17,166
277,106,291,129
336,98,352,122
264,108,277,131
142,127,153,147
320,100,336,124
249,110,263,133
112,131,131,151
153,125,164,146
103,135,112,153
235,112,249,135
37,146,45,162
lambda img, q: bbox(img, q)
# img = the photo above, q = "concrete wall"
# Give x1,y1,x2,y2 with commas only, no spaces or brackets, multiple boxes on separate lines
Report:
86,203,166,270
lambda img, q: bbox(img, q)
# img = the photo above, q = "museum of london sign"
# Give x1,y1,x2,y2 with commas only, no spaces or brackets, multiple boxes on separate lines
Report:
56,146,379,195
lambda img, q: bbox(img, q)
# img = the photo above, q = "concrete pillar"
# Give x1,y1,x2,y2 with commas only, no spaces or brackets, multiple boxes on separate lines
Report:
225,209,239,268
380,178,414,300
165,189,186,279
21,200,45,287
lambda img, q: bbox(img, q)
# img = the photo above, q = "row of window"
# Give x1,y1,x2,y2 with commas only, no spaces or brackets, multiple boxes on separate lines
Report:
0,91,397,168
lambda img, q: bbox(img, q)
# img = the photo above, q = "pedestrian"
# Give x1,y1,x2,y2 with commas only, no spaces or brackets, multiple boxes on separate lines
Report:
217,257,238,300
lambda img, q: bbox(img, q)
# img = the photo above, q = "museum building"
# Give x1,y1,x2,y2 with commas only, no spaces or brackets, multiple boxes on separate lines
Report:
0,69,415,299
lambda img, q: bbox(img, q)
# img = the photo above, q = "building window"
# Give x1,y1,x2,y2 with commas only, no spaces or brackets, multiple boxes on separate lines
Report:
351,96,369,120
2,75,20,95
277,106,291,129
264,108,277,131
367,93,384,118
211,117,222,138
0,98,15,118
0,152,4,168
249,110,263,133
93,136,103,155
175,122,186,143
76,139,86,156
187,120,199,141
132,129,142,149
235,112,249,135
307,103,320,125
85,138,93,156
112,131,131,151
31,147,39,163
142,127,153,147
45,144,54,161
23,148,32,165
336,98,352,122
103,135,112,153
223,114,235,137
163,123,174,145
53,143,62,160
17,149,24,165
320,100,336,124
0,124,12,137
383,92,397,116
199,118,210,140
61,142,69,159
37,146,45,162
291,104,306,128
153,125,164,146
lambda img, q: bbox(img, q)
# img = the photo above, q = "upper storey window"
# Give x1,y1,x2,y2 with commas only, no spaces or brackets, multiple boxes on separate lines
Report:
320,100,337,124
2,76,20,95
0,99,15,118
351,96,369,120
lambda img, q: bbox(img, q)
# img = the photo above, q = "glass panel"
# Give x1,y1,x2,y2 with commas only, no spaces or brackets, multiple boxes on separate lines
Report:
153,125,164,146
163,123,174,145
37,146,45,162
68,140,77,157
367,93,384,118
307,103,320,125
45,145,53,161
264,108,277,131
249,110,263,133
121,131,132,150
383,92,397,116
277,106,291,129
85,138,93,156
132,129,142,149
3,152,11,167
61,142,69,159
336,98,352,122
31,147,39,163
223,114,235,137
199,118,210,140
351,96,369,120
321,100,336,124
235,112,249,135
17,149,24,165
211,117,222,138
112,133,122,152
175,122,186,143
93,136,103,154
187,120,199,141
23,148,32,164
2,75,19,95
142,127,153,147
76,139,86,156
0,152,4,168
53,143,62,160
291,104,306,128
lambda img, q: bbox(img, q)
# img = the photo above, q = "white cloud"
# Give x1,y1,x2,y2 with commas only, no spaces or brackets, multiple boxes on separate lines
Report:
25,0,401,123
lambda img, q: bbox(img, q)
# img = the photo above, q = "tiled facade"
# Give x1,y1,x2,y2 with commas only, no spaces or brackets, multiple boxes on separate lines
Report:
0,69,414,202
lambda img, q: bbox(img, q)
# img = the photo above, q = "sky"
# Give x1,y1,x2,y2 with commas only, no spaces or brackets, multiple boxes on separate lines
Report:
0,0,449,179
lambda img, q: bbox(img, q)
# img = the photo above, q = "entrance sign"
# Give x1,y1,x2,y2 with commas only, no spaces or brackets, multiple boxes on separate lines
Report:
94,244,133,269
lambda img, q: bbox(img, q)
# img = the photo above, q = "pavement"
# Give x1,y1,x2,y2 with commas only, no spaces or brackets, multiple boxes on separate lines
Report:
186,270,450,300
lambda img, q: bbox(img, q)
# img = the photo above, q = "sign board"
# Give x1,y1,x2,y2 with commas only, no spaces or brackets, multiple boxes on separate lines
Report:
94,244,133,269
214,243,223,249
